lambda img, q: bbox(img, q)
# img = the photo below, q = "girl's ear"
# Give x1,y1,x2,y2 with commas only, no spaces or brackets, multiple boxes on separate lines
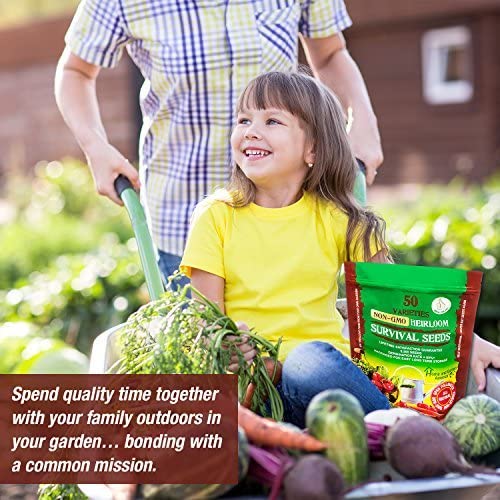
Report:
305,147,315,166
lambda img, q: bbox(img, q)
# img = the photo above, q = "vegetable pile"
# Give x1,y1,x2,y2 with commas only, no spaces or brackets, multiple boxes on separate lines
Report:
38,283,500,499
243,391,499,498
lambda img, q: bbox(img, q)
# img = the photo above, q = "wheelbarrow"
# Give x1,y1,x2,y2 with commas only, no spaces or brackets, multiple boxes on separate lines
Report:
88,176,500,499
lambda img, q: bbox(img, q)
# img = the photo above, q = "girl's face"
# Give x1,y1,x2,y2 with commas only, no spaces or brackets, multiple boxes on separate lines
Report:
231,106,314,189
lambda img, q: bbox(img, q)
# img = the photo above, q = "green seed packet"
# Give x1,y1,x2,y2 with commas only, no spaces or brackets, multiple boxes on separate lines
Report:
345,262,482,418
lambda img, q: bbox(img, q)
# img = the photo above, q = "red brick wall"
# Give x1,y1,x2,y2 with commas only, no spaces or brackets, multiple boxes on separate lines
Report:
347,0,500,26
345,10,500,185
0,16,138,178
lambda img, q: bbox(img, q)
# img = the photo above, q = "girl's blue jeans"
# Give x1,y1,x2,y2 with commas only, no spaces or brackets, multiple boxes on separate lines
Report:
159,251,390,425
276,341,390,428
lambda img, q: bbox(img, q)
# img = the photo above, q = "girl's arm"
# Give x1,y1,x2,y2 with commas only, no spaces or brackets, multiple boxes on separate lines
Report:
191,268,225,313
190,268,256,372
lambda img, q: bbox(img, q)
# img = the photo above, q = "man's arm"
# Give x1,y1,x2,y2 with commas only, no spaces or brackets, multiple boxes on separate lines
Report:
301,33,383,185
54,47,140,204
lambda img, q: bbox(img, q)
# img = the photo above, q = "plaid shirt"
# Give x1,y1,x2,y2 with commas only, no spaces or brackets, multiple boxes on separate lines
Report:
66,0,352,255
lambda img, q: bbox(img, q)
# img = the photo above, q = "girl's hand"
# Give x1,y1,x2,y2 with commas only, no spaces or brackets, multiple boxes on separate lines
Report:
227,322,257,373
471,334,500,391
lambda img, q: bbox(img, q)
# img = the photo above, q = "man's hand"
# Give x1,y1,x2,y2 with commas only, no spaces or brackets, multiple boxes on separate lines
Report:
302,33,384,185
86,137,140,205
348,118,383,185
471,334,500,391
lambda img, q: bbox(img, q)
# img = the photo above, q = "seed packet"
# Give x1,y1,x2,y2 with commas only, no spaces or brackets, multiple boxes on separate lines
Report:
345,262,482,418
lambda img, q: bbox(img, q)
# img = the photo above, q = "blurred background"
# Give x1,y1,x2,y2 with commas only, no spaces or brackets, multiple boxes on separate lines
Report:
0,0,498,377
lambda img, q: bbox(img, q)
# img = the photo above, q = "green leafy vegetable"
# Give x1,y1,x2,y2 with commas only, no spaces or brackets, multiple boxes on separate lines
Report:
38,483,88,500
113,282,283,420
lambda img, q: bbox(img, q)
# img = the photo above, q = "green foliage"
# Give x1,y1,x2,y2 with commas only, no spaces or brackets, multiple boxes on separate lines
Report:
0,322,41,374
38,483,88,500
0,159,147,355
116,283,284,420
378,175,500,344
0,322,89,374
0,159,133,289
0,238,148,355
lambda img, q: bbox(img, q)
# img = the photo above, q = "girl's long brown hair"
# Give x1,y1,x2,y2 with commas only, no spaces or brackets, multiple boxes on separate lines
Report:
219,71,389,261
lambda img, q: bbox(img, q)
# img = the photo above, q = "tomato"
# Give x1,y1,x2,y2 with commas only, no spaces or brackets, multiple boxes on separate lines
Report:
382,380,395,393
416,407,442,419
417,403,431,410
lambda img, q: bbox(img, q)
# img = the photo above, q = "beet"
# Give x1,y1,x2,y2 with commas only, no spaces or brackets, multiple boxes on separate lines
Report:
385,415,497,479
283,454,344,499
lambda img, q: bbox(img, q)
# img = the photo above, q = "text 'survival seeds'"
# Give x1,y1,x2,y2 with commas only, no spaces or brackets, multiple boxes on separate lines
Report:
345,262,482,418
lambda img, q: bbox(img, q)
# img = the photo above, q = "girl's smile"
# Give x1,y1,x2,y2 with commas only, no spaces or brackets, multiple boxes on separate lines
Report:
231,107,314,191
243,147,271,161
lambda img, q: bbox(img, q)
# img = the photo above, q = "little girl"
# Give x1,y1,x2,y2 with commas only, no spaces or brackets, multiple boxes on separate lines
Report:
179,71,391,426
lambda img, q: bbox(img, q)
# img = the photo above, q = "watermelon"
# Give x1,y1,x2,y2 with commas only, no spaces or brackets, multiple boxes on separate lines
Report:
443,394,500,458
305,389,369,487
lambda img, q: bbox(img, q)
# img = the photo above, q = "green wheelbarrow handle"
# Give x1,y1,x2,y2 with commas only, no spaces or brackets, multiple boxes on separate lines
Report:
114,175,164,301
354,158,367,206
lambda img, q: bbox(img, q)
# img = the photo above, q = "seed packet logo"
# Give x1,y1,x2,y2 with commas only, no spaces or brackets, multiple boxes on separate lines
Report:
431,297,451,315
431,381,456,412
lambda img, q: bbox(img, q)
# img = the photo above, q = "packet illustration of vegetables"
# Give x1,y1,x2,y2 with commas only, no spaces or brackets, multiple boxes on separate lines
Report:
345,262,482,419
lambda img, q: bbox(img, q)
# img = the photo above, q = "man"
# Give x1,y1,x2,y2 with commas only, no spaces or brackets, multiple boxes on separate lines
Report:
55,0,383,282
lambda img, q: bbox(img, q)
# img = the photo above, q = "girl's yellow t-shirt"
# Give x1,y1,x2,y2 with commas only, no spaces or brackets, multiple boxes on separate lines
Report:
180,192,369,360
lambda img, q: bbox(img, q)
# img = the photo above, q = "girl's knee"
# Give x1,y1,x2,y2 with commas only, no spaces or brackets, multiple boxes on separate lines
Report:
282,341,389,414
284,341,346,376
282,342,347,393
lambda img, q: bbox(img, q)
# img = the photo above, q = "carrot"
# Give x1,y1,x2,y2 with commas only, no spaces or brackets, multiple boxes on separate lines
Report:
243,383,256,409
264,357,283,385
243,358,282,409
238,405,326,452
